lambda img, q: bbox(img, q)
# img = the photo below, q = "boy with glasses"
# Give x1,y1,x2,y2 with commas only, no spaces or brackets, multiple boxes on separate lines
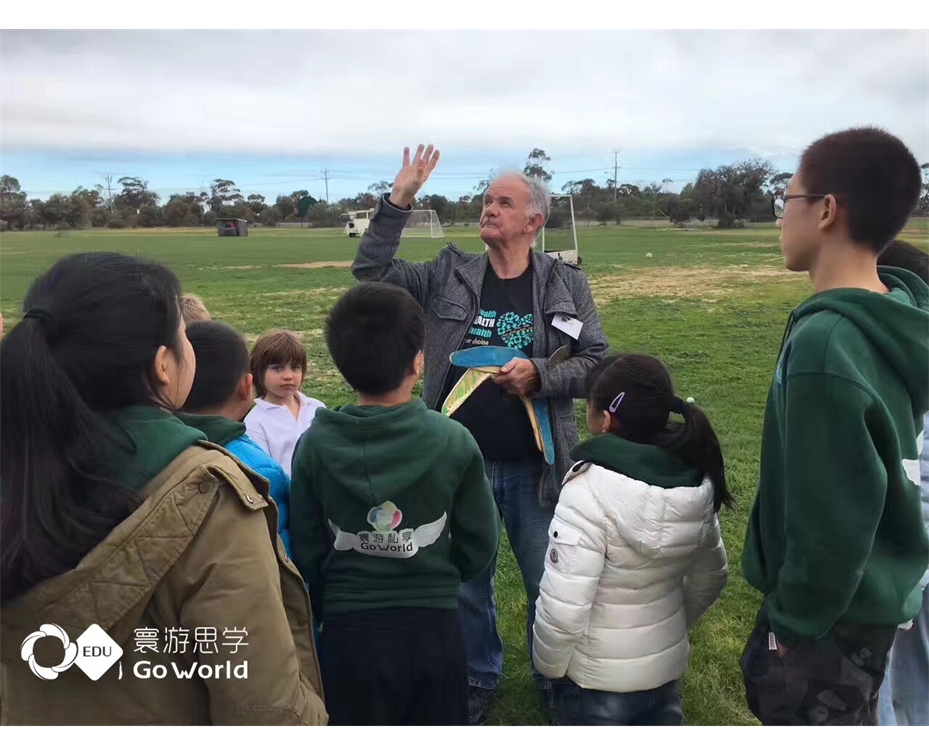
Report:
741,127,929,725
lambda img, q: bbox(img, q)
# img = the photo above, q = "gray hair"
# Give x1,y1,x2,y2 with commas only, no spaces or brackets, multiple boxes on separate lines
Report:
489,170,551,241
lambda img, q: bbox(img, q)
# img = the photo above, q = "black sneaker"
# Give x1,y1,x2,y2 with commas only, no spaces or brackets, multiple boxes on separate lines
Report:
468,685,495,726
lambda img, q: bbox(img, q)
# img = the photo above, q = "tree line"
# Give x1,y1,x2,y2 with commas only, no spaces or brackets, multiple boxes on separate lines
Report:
2,149,927,232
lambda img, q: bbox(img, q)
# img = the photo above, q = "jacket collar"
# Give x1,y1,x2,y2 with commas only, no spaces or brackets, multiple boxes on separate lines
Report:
455,251,488,298
455,249,576,317
255,393,308,411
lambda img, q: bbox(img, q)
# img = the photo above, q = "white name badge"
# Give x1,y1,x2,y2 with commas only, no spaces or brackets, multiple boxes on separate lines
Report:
552,314,583,340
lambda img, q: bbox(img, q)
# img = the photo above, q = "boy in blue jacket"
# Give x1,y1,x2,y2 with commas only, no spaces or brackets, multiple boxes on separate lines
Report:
180,320,294,555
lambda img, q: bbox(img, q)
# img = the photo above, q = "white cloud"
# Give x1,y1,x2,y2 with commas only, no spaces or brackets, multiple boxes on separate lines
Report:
2,30,927,160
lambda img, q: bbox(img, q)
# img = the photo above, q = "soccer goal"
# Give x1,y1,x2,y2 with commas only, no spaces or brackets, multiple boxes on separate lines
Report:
401,209,445,239
539,194,580,265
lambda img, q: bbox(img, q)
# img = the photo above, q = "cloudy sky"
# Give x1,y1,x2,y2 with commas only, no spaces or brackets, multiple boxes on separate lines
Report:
1,30,926,202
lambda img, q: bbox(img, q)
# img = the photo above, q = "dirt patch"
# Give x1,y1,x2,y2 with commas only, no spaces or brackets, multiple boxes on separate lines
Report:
256,287,347,299
276,261,353,269
898,227,929,243
242,329,327,343
306,356,345,382
709,242,780,248
592,264,799,304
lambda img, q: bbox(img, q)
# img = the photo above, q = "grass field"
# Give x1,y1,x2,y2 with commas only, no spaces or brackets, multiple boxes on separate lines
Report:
2,220,927,726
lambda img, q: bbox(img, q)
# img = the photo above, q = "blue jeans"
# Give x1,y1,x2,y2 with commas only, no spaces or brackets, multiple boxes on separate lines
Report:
878,583,929,726
458,458,553,691
552,678,683,726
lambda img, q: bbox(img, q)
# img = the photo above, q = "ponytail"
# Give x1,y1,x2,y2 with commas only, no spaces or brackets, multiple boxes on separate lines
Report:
587,353,734,512
660,399,734,512
0,318,138,603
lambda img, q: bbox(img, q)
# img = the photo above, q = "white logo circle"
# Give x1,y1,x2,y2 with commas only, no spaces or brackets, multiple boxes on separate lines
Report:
21,623,78,680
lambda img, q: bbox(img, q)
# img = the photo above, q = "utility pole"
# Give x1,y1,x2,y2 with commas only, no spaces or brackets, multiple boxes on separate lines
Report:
104,174,115,211
612,149,621,206
323,169,330,204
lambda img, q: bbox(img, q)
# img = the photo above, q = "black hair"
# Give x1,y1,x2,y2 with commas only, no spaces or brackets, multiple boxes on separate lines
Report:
586,353,734,512
799,127,921,253
0,252,185,603
183,320,250,412
878,239,929,285
325,282,425,396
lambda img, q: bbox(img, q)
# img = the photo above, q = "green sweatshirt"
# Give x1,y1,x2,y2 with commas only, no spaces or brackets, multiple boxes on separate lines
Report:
289,398,500,619
743,267,929,646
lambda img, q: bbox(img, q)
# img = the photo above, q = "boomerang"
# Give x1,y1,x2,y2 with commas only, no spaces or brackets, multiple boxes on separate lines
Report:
441,345,570,466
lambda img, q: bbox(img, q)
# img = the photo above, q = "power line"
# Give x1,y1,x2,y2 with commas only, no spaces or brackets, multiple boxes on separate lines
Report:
613,149,621,206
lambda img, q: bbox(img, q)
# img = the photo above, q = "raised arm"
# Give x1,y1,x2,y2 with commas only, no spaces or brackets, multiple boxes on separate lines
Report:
351,145,441,308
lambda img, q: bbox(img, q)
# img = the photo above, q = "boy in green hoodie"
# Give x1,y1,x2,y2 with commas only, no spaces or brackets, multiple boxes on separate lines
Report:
289,281,500,726
741,127,929,726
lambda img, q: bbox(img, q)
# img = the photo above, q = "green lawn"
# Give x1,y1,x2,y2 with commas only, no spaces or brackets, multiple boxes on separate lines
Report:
2,221,926,725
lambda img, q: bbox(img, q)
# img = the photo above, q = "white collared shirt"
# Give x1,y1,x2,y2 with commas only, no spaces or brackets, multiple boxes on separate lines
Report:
244,392,326,476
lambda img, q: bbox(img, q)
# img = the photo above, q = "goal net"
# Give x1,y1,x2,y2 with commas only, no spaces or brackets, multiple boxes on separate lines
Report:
538,195,577,255
401,209,445,239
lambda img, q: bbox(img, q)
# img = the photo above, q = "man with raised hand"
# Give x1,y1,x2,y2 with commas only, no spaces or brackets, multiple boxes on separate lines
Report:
352,144,608,724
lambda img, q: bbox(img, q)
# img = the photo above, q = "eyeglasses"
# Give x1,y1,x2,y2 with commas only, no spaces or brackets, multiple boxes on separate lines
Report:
772,194,827,219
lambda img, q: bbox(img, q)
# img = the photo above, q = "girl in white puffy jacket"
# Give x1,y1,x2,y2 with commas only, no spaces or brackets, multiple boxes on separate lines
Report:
533,353,731,725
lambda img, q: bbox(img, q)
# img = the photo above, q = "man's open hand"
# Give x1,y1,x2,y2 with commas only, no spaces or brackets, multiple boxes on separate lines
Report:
388,144,440,208
491,358,540,397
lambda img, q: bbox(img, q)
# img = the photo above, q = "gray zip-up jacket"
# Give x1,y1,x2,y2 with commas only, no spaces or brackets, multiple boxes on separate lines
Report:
352,195,609,506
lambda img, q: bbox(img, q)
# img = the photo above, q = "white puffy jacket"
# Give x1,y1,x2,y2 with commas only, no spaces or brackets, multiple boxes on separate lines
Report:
532,459,728,693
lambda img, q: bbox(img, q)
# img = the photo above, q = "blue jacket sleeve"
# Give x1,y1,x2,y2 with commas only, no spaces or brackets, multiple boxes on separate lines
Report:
253,461,293,560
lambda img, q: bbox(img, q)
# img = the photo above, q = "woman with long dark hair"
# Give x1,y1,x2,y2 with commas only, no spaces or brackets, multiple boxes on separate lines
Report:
0,252,326,725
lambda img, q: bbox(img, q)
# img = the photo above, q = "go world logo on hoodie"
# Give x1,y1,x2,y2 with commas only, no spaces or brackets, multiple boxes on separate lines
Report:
327,502,448,558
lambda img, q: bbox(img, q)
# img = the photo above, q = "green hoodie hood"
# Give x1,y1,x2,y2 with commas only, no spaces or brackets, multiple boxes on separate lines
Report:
789,267,929,415
100,406,207,492
743,267,929,646
306,400,458,502
178,413,247,447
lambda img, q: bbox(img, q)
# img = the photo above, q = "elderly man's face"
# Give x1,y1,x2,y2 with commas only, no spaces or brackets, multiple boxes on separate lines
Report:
480,176,538,247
